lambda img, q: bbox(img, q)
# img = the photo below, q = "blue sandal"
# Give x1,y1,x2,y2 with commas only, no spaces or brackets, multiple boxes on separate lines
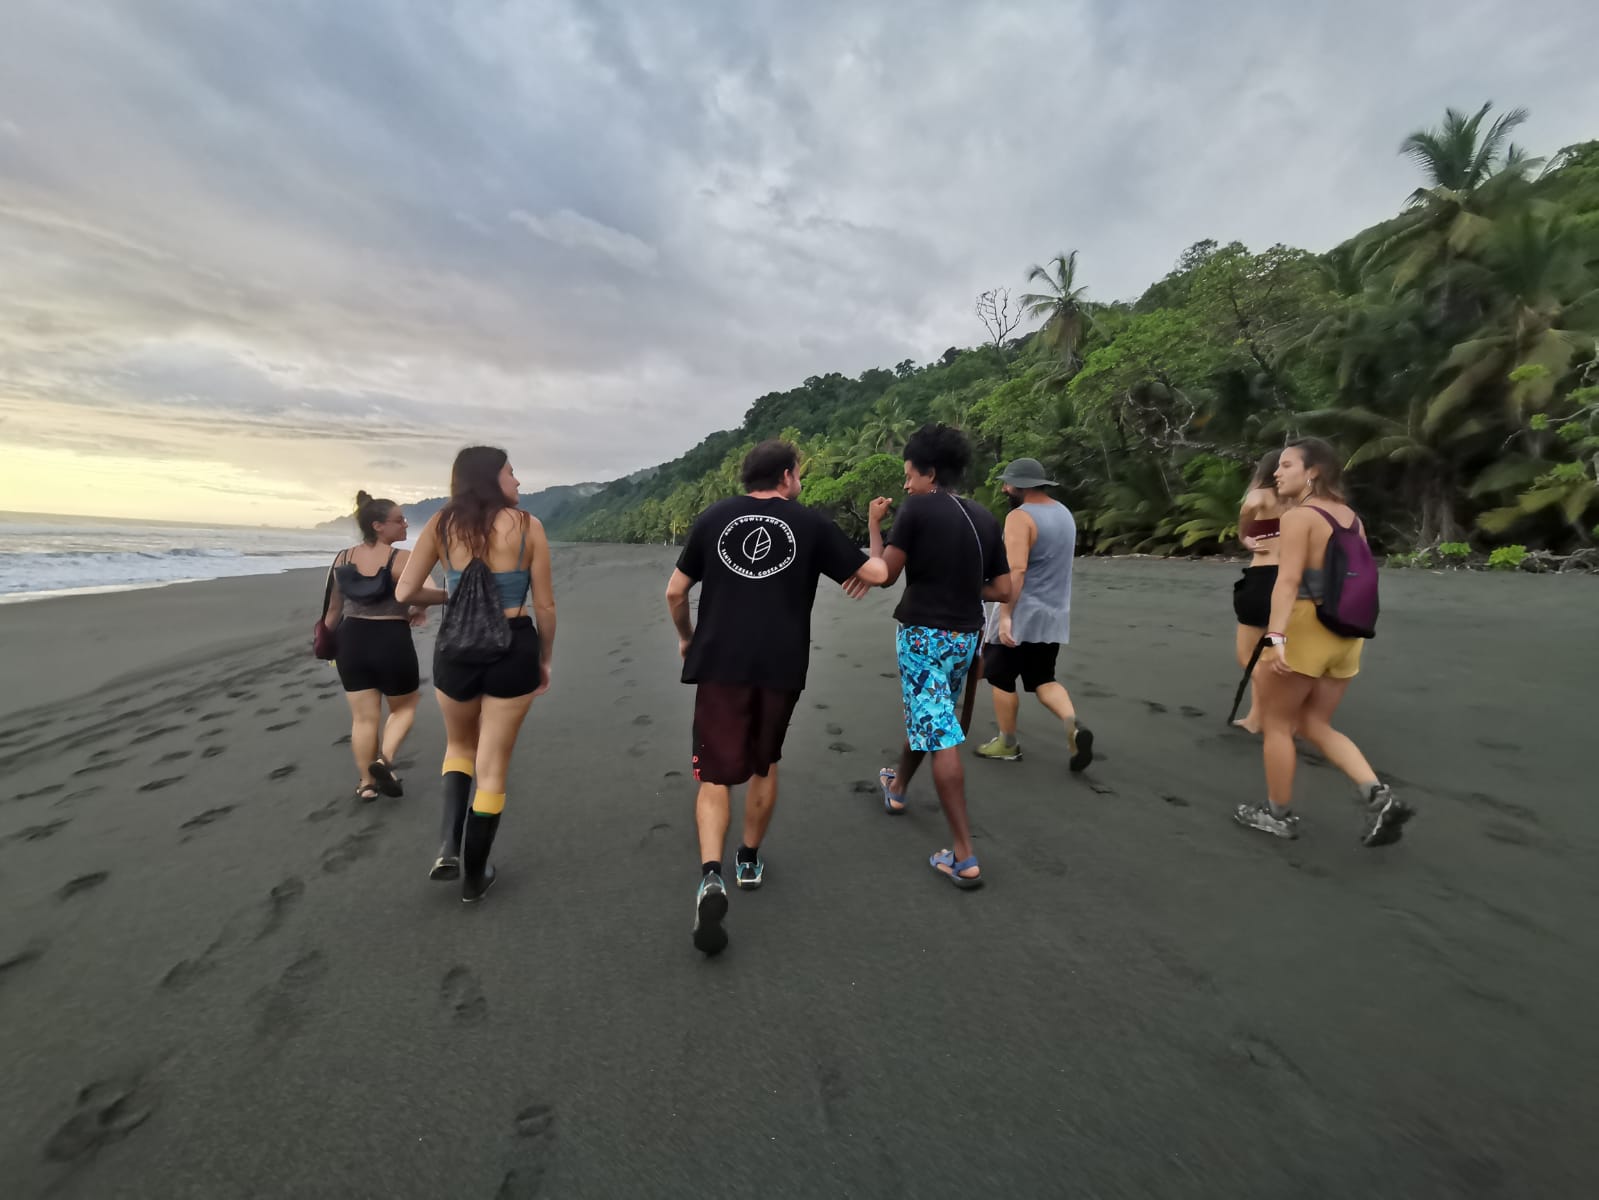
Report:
879,768,907,815
930,848,983,890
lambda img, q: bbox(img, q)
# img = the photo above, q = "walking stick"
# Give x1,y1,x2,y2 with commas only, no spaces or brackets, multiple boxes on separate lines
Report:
1227,637,1268,725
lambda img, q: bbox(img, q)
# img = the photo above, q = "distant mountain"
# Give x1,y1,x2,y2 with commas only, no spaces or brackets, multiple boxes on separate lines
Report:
313,481,610,532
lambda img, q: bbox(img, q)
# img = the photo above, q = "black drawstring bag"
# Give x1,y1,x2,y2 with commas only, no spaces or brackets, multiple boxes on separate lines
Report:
436,558,512,663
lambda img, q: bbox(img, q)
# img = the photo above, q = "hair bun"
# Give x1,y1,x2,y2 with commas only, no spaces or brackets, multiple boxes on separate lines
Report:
354,490,372,510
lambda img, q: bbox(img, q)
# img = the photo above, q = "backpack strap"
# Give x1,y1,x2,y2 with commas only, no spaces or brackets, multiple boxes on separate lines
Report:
1304,504,1353,532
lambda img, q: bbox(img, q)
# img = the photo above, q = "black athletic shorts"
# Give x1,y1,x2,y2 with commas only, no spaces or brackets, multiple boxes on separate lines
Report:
981,641,1060,694
1233,565,1278,628
691,683,802,786
335,618,420,696
432,617,541,702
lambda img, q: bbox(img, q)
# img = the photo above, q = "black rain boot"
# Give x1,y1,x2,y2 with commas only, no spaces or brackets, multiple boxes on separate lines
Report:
429,772,471,881
460,810,501,903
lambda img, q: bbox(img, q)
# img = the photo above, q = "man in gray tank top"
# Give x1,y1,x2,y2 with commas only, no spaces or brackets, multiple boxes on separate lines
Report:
975,458,1094,772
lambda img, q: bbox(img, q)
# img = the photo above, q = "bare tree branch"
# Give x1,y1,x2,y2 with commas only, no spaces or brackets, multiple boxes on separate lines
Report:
976,288,1021,377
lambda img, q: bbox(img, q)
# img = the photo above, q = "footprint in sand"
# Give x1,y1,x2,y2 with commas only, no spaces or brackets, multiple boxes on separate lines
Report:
265,721,300,732
826,724,844,736
138,777,187,793
73,756,130,778
663,770,682,779
632,714,652,726
813,703,829,710
198,711,235,723
1090,784,1117,796
1,939,48,983
439,965,488,1026
255,706,280,717
198,728,226,741
180,806,235,832
496,1101,559,1198
58,872,110,901
827,742,855,754
129,726,184,745
16,783,65,801
9,818,72,843
44,1074,158,1163
201,745,226,760
156,750,192,764
1179,706,1205,719
253,950,328,1042
257,877,305,940
320,827,379,873
332,734,351,746
269,765,298,782
1143,701,1168,714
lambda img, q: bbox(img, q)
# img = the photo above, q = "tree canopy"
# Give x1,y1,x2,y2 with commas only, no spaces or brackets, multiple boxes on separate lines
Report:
551,105,1599,558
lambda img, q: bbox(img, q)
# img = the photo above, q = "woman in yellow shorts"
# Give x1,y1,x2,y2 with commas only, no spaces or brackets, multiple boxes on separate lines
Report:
1233,438,1414,847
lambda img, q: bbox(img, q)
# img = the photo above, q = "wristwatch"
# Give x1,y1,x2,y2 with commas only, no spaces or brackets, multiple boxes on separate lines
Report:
1265,633,1286,647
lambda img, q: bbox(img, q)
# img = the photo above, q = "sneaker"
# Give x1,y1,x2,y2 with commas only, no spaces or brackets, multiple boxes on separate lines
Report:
1068,724,1095,773
1360,784,1414,847
693,872,729,956
975,735,1022,761
1234,802,1299,839
734,856,764,890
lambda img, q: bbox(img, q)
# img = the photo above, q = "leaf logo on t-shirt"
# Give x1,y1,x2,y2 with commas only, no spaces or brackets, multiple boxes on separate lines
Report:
743,526,773,562
717,513,797,580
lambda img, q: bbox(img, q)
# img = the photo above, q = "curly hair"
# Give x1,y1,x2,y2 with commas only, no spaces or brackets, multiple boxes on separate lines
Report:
903,423,972,489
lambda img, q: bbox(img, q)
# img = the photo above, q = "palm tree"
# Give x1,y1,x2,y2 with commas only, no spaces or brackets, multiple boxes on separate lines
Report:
1377,102,1543,293
854,395,915,455
1020,250,1094,374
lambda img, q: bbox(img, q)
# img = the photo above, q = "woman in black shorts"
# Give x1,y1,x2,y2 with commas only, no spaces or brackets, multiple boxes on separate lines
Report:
1231,450,1290,733
322,491,445,800
397,447,556,902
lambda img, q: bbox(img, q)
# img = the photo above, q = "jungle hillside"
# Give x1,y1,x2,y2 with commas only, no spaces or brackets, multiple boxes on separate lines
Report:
548,104,1599,568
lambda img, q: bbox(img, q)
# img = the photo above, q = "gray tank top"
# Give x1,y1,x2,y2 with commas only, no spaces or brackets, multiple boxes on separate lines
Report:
988,501,1076,645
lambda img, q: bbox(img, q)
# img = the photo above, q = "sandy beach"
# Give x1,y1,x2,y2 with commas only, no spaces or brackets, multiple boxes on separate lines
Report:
1,547,1594,1198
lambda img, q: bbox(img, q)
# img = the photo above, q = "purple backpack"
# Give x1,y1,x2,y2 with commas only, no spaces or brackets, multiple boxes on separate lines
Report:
1308,506,1378,639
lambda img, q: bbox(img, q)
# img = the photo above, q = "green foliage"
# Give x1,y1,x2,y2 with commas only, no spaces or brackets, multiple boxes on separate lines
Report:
549,103,1599,560
1488,544,1528,570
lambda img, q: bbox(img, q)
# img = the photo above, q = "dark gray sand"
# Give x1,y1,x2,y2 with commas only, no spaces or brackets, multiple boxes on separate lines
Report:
0,550,1594,1198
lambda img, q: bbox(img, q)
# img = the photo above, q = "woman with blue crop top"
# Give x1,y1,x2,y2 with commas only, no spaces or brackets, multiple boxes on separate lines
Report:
322,491,447,801
398,446,557,902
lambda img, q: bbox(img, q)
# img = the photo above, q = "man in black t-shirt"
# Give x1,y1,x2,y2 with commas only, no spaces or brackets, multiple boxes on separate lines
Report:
665,439,888,955
867,424,1010,890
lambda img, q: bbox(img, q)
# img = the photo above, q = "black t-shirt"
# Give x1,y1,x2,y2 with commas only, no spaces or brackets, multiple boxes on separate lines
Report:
887,491,1009,632
677,495,867,690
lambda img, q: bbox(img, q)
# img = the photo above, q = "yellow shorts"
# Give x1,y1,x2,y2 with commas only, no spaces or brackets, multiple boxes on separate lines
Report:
1283,599,1363,679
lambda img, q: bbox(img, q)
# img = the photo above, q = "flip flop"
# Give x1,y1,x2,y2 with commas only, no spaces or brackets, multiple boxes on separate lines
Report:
879,768,906,815
369,759,403,798
929,848,983,890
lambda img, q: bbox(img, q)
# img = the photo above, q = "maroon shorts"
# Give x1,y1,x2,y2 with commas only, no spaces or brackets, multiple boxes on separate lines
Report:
692,683,802,786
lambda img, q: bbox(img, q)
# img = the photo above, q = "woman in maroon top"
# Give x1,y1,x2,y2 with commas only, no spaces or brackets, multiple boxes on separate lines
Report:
1232,449,1291,733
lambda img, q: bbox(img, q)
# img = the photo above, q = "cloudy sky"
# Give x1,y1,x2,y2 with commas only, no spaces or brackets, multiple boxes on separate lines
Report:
2,0,1595,526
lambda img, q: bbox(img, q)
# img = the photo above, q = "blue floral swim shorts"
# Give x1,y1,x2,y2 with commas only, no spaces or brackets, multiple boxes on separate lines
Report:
895,624,981,752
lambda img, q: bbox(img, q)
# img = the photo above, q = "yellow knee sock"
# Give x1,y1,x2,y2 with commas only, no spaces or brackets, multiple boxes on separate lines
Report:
471,790,505,815
442,757,474,778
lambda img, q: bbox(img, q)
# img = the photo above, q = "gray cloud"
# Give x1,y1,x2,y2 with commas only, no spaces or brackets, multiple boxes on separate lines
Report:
1,0,1596,519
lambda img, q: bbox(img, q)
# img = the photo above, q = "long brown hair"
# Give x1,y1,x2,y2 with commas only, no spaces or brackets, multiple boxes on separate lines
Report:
1248,448,1283,492
1288,437,1347,502
437,446,515,559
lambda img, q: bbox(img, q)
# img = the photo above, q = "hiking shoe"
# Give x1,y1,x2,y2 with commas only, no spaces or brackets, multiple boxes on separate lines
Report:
1069,725,1095,773
734,856,764,890
693,872,729,956
975,735,1022,761
1234,802,1299,840
1360,784,1414,847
